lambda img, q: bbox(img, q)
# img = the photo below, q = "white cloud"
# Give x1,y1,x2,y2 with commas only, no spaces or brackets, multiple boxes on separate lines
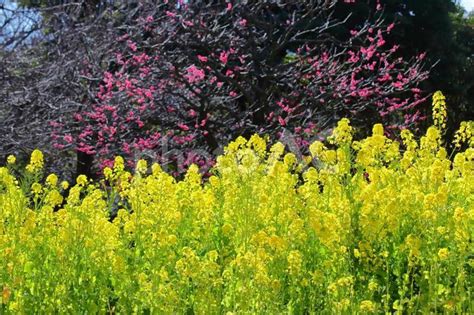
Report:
460,0,474,11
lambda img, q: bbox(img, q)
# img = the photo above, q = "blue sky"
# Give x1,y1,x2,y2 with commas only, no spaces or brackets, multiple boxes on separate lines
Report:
460,0,474,11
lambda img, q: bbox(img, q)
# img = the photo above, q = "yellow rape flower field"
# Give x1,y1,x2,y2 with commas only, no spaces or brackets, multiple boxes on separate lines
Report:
1,96,473,314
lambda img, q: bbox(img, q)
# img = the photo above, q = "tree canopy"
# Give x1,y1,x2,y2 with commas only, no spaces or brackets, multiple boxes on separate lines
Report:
1,0,472,178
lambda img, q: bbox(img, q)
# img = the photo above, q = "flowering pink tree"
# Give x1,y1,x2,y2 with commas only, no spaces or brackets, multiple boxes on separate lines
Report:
52,0,429,176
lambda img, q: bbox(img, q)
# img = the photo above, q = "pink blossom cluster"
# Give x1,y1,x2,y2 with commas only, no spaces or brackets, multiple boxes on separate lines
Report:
51,0,429,176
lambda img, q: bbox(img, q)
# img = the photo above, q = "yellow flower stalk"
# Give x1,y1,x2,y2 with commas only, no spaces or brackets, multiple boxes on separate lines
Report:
25,149,44,173
432,90,447,132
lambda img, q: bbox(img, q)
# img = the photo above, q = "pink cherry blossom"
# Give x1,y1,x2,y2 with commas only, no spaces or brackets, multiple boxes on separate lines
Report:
165,11,176,18
197,55,208,63
178,123,190,131
185,64,205,83
219,51,229,64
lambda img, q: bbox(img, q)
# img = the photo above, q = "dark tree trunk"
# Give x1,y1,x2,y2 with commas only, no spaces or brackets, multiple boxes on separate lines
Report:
76,150,95,180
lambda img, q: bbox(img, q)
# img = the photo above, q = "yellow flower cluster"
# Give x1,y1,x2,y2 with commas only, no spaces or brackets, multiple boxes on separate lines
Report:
328,118,353,145
6,155,15,165
0,95,473,313
25,149,43,173
453,121,474,149
432,90,447,132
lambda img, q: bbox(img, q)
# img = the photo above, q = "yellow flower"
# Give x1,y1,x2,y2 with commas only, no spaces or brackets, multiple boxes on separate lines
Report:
114,156,125,172
401,129,418,151
45,190,63,207
31,149,43,164
453,121,474,149
136,159,148,174
303,167,318,182
269,142,285,157
206,250,219,262
287,250,303,276
151,163,162,175
167,234,178,246
372,123,384,136
322,150,337,164
209,175,219,187
354,248,361,258
436,226,446,235
6,155,16,165
328,118,353,145
60,181,69,190
248,134,267,157
405,235,421,257
26,149,44,173
46,173,58,186
432,91,447,131
31,182,42,195
283,153,297,167
438,248,449,260
336,298,350,311
309,141,325,158
336,276,353,288
368,280,378,291
103,167,113,179
328,282,337,294
76,174,88,186
225,136,247,153
222,223,233,236
360,300,376,313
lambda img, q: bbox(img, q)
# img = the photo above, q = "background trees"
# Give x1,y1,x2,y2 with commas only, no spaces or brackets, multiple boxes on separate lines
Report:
335,0,473,135
0,0,472,179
